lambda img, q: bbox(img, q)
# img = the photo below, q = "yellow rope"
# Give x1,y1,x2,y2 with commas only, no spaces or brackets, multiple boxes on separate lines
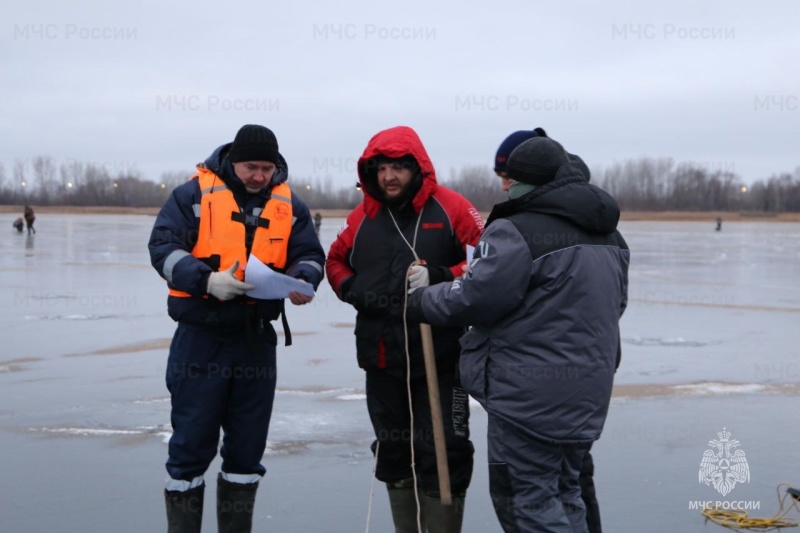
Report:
701,483,800,529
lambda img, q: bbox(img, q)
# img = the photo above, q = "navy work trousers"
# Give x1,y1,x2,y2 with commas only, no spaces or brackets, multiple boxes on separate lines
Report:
165,323,277,481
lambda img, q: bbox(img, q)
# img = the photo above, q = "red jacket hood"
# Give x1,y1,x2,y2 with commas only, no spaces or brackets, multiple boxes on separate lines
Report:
357,126,438,218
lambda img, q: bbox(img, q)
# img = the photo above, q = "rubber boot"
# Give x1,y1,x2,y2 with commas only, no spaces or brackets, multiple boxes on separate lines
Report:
421,491,465,533
217,473,258,533
387,479,424,533
165,484,204,533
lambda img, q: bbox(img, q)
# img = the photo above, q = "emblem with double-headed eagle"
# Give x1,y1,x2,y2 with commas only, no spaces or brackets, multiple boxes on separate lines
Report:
699,428,750,496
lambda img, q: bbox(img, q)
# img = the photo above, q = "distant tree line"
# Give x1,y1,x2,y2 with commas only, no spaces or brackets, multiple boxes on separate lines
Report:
0,157,185,207
1,156,798,213
292,165,506,212
596,158,800,212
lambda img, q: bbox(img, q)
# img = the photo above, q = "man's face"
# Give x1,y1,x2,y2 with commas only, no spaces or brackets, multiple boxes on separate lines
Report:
496,171,512,193
377,162,414,201
233,161,276,192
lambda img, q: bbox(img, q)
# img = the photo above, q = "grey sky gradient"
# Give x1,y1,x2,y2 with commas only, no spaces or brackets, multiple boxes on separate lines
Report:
3,0,799,188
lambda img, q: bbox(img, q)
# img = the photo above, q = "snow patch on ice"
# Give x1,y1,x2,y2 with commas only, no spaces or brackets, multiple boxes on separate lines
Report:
277,387,358,396
673,382,766,396
30,424,172,440
33,427,142,436
336,394,366,401
25,314,118,321
30,294,78,300
624,336,708,347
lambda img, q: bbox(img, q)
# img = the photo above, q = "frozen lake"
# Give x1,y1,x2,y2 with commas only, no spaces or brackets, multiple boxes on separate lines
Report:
1,214,799,532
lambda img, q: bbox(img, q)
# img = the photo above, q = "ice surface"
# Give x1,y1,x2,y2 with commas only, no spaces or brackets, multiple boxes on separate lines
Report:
1,215,798,532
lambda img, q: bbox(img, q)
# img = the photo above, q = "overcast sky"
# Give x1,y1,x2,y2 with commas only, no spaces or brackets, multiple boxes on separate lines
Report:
2,0,798,189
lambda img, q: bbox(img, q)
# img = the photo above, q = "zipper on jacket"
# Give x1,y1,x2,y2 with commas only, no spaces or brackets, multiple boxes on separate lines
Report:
208,174,216,241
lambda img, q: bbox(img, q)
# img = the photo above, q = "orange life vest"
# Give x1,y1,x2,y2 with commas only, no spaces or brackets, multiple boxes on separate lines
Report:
169,167,294,298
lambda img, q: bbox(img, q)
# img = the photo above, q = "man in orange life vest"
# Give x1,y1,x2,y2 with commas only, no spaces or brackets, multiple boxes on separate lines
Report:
149,124,325,532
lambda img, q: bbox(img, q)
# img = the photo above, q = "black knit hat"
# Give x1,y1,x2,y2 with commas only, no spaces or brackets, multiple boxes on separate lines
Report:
229,124,280,163
506,137,569,186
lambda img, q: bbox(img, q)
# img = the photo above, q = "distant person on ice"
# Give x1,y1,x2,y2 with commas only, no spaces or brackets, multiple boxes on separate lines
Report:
23,205,35,234
407,137,629,533
716,217,723,231
327,125,483,531
148,124,325,532
313,211,322,236
13,217,24,232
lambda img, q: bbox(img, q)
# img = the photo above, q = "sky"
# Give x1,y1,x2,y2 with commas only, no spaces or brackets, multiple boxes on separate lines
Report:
2,0,799,189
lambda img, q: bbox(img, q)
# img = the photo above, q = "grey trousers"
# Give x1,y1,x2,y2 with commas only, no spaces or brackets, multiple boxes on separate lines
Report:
487,415,590,533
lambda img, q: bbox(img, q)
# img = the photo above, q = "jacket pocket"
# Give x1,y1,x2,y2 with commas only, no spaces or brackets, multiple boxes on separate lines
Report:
459,328,489,352
458,329,490,406
354,317,384,368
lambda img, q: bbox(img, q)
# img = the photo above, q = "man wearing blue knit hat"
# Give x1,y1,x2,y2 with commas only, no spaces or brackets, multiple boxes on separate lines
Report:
494,127,592,192
492,128,607,533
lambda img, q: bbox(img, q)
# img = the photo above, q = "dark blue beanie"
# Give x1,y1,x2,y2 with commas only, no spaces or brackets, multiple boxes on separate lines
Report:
494,127,547,172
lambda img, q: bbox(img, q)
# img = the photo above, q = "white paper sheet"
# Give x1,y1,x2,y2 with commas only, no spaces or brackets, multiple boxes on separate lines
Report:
463,244,477,274
244,256,315,300
466,244,475,264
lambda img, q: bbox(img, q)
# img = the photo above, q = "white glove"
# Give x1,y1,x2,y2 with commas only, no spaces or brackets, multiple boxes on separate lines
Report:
207,260,255,301
408,265,430,293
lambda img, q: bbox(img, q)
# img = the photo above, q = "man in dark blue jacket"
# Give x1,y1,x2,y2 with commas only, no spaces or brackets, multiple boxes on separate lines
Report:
149,124,325,533
409,137,629,532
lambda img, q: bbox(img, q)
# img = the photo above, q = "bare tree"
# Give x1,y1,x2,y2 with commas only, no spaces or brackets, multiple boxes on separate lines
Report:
32,156,59,204
14,159,29,201
441,165,506,211
60,159,84,191
160,170,194,191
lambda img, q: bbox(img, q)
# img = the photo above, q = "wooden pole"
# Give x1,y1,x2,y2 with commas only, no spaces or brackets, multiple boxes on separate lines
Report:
419,323,452,506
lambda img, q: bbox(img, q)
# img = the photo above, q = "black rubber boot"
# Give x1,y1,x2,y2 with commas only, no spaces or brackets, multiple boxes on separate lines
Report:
387,479,424,533
165,484,204,533
217,473,258,533
421,491,465,533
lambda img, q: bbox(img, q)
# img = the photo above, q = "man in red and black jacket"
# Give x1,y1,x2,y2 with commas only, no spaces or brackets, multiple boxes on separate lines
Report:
327,126,483,531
